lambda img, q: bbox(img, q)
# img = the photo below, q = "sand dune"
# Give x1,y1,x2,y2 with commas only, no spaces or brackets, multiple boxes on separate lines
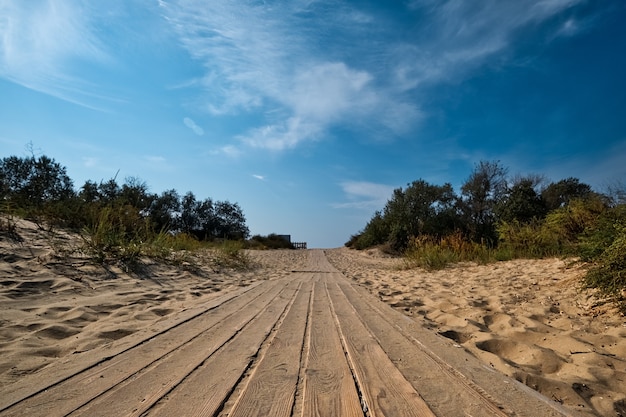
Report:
324,247,626,417
0,219,303,389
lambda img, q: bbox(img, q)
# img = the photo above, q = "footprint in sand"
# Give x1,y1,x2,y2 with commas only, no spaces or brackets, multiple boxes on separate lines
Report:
35,325,80,340
476,338,565,374
98,329,135,341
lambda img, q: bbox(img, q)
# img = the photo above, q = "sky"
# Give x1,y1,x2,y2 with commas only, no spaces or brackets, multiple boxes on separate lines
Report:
1,0,625,248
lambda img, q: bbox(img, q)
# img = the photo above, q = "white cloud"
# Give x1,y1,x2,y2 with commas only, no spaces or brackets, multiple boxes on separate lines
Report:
183,117,204,136
217,145,242,158
144,155,166,163
252,174,266,181
240,117,322,151
290,62,372,122
82,157,98,168
161,0,589,152
392,0,586,90
161,1,419,151
333,181,396,210
0,0,113,108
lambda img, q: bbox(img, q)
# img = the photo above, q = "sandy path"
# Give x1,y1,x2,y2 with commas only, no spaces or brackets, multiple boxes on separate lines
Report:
2,235,577,416
2,220,623,416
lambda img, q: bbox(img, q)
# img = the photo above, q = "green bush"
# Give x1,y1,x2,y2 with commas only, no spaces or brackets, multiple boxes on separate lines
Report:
404,233,495,270
497,219,563,258
579,205,626,309
212,240,249,269
404,241,459,270
247,234,294,249
80,205,148,265
583,224,626,305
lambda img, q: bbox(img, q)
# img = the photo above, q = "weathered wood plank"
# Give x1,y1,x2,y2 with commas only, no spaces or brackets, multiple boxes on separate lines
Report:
226,277,313,417
67,279,295,417
301,278,362,417
145,278,304,417
325,277,436,417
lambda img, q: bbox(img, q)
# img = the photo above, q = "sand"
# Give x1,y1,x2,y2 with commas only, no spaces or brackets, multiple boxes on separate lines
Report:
324,247,626,417
1,218,625,416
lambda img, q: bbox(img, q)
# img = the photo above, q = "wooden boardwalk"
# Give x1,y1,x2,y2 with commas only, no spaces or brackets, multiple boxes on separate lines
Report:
0,250,574,417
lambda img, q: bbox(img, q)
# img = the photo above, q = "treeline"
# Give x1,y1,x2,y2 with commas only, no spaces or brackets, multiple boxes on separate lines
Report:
0,154,249,240
347,161,608,251
347,161,626,307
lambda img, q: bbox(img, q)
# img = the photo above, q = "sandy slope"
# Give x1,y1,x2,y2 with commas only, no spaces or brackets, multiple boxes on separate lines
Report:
0,219,305,389
324,247,626,417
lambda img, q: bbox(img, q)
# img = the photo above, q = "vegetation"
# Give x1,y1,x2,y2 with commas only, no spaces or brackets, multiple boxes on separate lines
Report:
246,234,295,249
0,153,252,270
2,150,624,310
347,160,626,311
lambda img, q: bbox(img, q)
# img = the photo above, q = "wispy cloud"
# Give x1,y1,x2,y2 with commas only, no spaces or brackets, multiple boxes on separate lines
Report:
333,181,396,210
213,145,242,158
0,1,114,108
160,1,419,152
392,0,586,90
183,117,204,136
161,0,587,153
252,174,266,181
144,155,166,164
82,157,99,168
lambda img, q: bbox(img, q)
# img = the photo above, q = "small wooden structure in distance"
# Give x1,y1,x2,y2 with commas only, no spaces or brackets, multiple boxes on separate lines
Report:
278,235,307,250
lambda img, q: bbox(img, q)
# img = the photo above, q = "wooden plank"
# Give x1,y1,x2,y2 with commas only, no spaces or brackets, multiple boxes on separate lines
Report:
1,280,282,417
226,277,313,417
144,278,304,417
65,279,297,417
301,279,362,417
324,276,436,417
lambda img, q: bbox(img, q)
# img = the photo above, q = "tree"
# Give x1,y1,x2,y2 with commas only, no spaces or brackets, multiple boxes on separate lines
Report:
460,160,508,245
351,211,389,249
542,177,593,211
79,180,100,204
604,180,626,206
97,178,121,205
0,155,74,208
353,179,460,251
496,177,547,223
149,189,180,232
215,201,249,239
396,180,458,238
120,177,153,211
174,194,249,240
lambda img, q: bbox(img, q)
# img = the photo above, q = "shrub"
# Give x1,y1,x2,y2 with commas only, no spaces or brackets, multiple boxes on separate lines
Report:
404,238,458,270
580,205,626,310
583,224,626,308
404,232,494,270
247,234,294,249
80,205,152,265
0,212,20,242
496,219,563,258
212,240,249,269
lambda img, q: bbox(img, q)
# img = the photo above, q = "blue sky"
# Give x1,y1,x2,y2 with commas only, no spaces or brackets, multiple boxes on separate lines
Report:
1,0,625,248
